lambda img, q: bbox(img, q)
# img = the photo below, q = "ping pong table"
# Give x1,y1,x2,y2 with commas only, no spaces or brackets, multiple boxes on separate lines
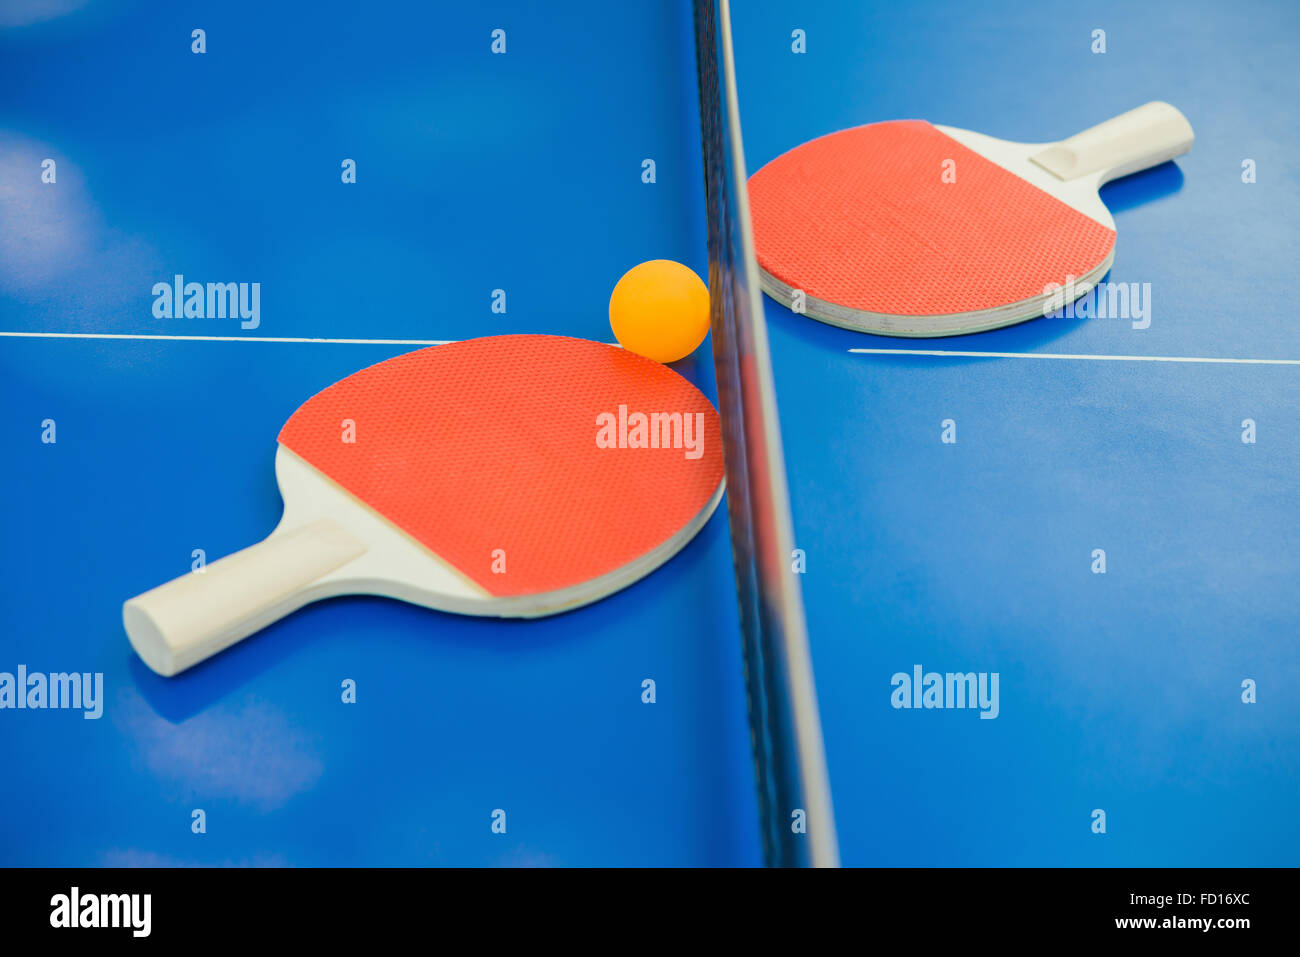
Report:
1,0,1296,866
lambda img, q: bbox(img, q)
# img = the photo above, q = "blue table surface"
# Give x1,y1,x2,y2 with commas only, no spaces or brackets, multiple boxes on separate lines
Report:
1,0,1296,866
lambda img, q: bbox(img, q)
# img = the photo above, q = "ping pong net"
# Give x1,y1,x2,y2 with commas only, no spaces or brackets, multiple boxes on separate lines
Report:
693,0,840,868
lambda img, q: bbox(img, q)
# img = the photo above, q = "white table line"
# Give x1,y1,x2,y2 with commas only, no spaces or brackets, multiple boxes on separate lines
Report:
0,331,455,345
5,333,1291,365
848,348,1300,366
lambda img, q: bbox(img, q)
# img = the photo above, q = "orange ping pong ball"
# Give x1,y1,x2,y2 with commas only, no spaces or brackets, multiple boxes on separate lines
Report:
608,259,710,363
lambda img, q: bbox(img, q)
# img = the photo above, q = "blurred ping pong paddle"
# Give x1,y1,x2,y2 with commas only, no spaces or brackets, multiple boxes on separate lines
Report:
124,334,724,676
748,101,1194,336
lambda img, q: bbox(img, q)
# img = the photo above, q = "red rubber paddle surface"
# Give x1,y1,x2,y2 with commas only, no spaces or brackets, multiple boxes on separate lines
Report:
278,335,723,597
748,120,1117,317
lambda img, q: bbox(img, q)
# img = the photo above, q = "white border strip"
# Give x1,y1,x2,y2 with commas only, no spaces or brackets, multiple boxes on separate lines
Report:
849,348,1300,366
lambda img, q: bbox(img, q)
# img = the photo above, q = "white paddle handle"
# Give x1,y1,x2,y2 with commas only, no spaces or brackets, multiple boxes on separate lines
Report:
123,518,367,677
1030,101,1194,184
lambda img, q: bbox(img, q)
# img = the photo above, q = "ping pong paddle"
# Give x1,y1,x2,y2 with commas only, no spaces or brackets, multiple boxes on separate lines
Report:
123,334,724,676
748,101,1194,336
